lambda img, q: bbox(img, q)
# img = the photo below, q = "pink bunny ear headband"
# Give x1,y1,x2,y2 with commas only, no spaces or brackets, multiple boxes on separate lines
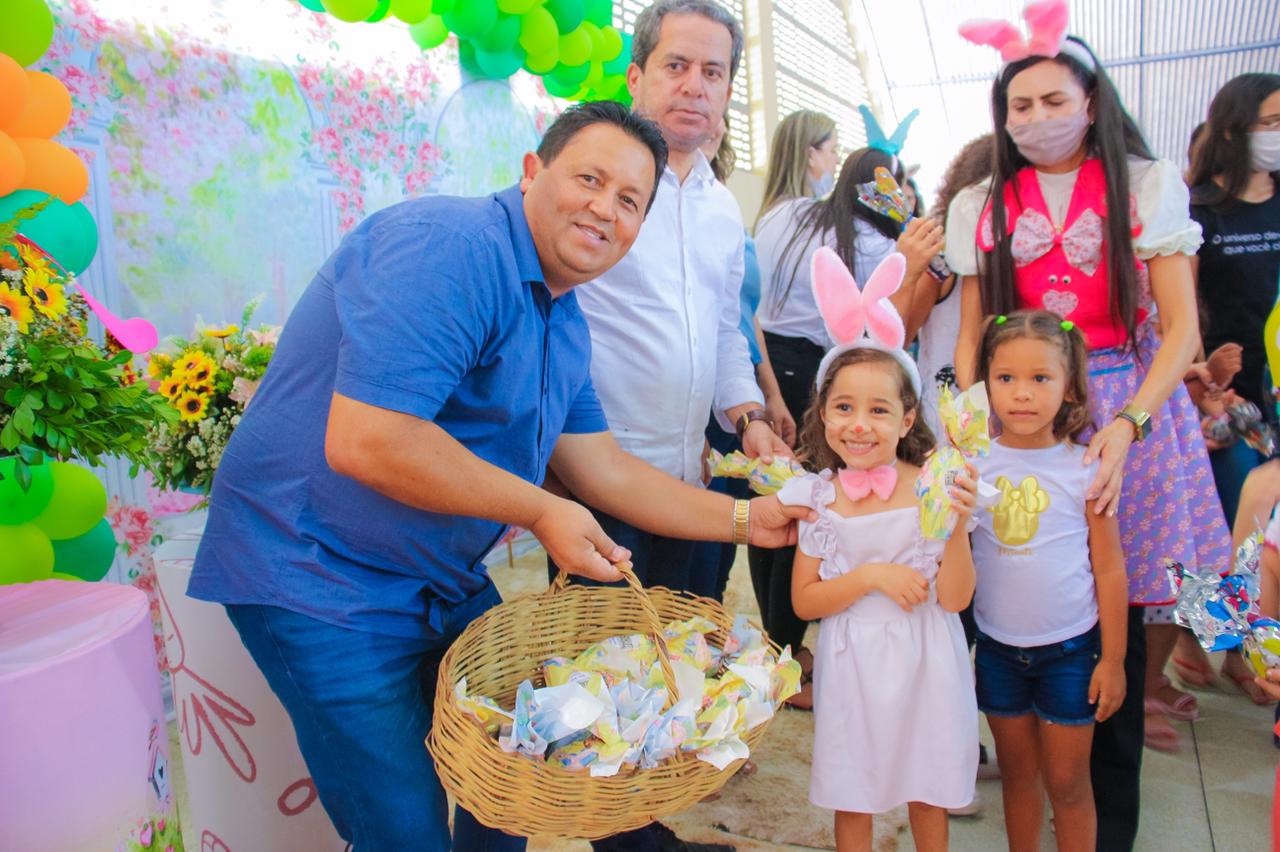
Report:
959,0,1095,72
811,246,922,396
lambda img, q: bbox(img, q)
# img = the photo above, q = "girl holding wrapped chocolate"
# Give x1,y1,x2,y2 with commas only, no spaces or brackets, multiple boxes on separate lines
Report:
947,4,1231,845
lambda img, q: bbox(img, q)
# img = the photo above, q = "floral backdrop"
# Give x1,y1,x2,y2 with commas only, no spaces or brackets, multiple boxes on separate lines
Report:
34,0,560,677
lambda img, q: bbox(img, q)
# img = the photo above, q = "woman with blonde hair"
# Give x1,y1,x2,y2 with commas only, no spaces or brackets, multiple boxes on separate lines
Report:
755,109,840,229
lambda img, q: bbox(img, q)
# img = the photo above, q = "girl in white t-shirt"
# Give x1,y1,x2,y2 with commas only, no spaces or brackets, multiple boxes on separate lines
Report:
970,310,1128,851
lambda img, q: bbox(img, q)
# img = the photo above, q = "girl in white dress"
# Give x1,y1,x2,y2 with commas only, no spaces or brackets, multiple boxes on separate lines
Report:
781,246,980,851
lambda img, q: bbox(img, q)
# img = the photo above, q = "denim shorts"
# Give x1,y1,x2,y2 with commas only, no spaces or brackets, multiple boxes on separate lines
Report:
975,624,1101,725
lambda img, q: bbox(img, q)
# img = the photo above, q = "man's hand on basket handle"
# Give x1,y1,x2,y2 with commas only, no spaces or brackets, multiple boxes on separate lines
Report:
530,498,628,583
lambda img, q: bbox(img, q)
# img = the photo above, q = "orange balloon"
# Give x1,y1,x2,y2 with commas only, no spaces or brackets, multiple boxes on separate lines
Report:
0,131,23,196
12,137,88,203
6,71,71,138
0,54,29,130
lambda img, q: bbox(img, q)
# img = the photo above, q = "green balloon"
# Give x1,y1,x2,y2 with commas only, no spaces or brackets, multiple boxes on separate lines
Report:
389,0,431,23
475,44,525,78
31,463,106,541
541,73,580,99
525,45,558,74
432,0,456,12
582,59,603,88
50,571,83,581
409,14,450,49
558,26,592,67
443,0,497,38
366,0,392,21
582,0,611,27
548,60,590,88
321,0,378,22
298,0,327,10
51,518,117,582
603,32,631,76
0,456,54,525
517,6,558,54
475,13,520,52
544,0,583,33
597,24,622,62
0,523,53,584
497,0,538,13
0,190,99,276
0,0,54,67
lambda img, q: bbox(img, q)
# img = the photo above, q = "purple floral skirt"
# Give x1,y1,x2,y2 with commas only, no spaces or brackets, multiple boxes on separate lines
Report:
1084,324,1231,604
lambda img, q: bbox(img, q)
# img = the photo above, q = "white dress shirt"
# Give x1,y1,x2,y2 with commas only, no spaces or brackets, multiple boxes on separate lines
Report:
576,151,763,484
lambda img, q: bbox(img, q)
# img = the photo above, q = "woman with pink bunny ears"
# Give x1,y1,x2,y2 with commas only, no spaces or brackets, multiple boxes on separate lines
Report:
946,0,1230,845
780,246,980,851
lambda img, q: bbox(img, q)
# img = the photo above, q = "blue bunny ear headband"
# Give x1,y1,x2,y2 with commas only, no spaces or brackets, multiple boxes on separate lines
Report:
858,105,920,158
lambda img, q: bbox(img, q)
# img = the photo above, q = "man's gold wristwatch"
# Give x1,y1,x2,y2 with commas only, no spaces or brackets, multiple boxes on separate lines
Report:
1116,405,1152,441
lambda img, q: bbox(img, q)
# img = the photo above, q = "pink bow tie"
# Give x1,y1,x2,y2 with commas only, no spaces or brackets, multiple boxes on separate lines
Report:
837,465,898,501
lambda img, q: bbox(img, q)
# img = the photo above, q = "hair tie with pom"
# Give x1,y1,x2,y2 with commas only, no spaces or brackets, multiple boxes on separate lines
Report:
995,315,1008,325
1060,320,1075,332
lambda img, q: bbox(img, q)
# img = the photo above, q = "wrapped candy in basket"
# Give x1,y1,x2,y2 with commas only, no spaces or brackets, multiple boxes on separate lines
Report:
428,563,800,840
1168,533,1280,677
915,381,999,540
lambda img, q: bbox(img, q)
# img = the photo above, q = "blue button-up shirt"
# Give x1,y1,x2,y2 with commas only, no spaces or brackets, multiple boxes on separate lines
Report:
188,186,607,639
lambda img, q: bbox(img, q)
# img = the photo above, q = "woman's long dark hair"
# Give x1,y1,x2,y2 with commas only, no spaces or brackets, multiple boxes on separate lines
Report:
1188,72,1280,209
767,147,902,314
981,36,1153,355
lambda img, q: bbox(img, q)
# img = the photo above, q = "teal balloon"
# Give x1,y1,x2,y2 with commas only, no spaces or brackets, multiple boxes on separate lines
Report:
366,0,392,21
475,44,525,78
31,462,106,541
410,14,450,50
544,0,583,33
0,523,53,584
51,518,116,582
582,0,611,27
443,0,497,38
456,39,485,77
0,456,54,525
0,190,98,275
603,32,630,76
475,13,520,52
298,0,327,10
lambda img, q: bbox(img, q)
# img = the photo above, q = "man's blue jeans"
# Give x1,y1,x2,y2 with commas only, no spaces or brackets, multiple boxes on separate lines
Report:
225,589,526,852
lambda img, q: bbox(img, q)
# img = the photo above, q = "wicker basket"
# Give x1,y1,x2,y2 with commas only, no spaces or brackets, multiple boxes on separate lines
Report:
427,565,781,840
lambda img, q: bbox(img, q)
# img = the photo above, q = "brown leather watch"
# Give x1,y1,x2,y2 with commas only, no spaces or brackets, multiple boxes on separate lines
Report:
736,408,773,440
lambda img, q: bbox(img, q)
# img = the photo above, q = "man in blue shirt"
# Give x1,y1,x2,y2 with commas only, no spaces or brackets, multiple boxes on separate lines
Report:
189,102,811,851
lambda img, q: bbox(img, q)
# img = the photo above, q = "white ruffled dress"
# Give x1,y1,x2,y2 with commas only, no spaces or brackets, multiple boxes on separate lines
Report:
778,471,978,813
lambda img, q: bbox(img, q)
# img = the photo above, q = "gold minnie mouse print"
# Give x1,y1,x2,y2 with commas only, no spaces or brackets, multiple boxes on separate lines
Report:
991,475,1051,546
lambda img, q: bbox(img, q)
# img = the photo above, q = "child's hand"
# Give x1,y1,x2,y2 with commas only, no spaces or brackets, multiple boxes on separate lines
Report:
896,217,945,272
868,562,930,611
1089,658,1127,722
949,463,980,522
1207,342,1243,388
1254,667,1280,702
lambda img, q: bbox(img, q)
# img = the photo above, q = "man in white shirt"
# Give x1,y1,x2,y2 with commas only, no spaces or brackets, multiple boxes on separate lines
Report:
572,0,788,604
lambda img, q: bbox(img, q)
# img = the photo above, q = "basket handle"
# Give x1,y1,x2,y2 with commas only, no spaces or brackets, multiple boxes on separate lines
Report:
549,561,682,706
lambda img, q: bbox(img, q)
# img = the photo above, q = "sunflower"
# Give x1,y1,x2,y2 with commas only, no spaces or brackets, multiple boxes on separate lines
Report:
23,268,67,320
147,354,172,379
0,283,34,332
158,377,184,400
204,324,239,339
15,242,50,275
175,390,211,423
173,351,217,386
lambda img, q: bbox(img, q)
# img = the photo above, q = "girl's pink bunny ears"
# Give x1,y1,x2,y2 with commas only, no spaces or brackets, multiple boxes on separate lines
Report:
811,246,922,395
959,0,1094,71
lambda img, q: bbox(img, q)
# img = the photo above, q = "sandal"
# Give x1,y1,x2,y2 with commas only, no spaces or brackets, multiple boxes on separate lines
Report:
1143,713,1181,753
1171,654,1217,688
1144,675,1200,721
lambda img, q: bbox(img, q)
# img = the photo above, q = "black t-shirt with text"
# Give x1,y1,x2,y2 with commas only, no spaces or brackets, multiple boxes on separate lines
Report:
1192,183,1280,407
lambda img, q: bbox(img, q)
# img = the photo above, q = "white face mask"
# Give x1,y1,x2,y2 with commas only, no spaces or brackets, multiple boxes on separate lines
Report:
1251,130,1280,173
809,170,835,197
